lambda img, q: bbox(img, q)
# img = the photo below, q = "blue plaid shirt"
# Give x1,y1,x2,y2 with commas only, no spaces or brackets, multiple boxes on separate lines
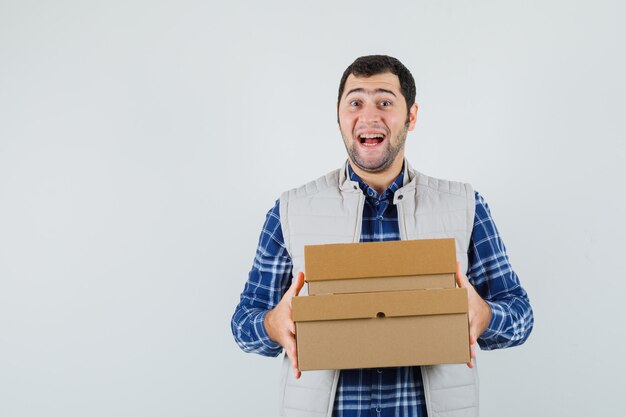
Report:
232,165,534,417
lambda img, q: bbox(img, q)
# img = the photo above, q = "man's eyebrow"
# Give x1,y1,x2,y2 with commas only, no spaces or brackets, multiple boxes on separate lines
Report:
345,88,397,97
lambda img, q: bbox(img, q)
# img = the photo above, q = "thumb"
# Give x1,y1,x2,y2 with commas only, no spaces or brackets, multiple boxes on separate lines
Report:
455,261,469,289
287,272,305,298
293,272,305,296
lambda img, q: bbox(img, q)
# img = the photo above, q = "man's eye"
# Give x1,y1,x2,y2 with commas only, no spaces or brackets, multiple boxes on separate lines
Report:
350,100,359,107
380,100,391,107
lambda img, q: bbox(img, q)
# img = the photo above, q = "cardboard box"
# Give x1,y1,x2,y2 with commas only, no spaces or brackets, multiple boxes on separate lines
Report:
292,238,470,371
304,238,457,295
293,288,470,371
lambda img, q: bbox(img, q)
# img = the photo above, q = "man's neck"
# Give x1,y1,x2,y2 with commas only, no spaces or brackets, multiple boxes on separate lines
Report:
349,158,404,195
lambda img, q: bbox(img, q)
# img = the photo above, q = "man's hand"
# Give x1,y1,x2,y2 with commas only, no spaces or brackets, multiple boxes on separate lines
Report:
264,272,305,379
455,261,492,369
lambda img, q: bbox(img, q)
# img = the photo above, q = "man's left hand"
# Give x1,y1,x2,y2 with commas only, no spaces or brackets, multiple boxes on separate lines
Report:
455,261,492,369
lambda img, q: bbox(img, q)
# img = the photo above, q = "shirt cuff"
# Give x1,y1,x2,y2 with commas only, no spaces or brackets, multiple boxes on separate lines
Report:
480,300,507,341
252,309,283,352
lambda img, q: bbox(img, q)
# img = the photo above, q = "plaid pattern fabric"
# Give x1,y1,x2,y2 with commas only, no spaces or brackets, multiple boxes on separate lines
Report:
232,166,534,417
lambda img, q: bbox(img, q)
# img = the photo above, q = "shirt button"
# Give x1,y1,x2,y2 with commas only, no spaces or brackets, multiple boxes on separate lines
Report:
376,406,381,413
398,194,404,200
377,368,383,374
377,215,383,220
374,200,379,205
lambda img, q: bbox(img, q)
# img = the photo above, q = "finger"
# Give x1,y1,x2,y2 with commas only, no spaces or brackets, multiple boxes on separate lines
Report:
283,335,298,370
293,272,305,296
286,339,301,379
468,328,478,346
287,272,306,298
455,261,468,289
467,335,476,368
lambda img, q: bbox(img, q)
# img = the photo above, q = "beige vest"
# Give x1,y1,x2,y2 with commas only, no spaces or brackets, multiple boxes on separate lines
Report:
278,161,479,417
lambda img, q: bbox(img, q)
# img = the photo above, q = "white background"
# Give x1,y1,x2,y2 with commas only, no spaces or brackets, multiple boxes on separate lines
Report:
1,1,625,416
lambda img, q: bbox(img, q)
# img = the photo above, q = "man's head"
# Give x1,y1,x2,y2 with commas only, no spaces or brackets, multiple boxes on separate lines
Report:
338,55,416,119
337,55,418,175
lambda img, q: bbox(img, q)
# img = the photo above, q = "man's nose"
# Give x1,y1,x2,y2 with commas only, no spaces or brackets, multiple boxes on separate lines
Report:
359,103,382,123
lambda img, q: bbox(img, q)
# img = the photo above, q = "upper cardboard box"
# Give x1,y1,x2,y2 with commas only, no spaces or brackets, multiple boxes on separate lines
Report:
304,238,457,295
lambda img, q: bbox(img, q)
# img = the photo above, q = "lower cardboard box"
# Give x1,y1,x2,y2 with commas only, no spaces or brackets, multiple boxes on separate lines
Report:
292,288,470,371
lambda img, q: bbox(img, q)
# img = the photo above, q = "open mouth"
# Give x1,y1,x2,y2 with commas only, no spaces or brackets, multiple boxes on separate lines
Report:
359,133,385,147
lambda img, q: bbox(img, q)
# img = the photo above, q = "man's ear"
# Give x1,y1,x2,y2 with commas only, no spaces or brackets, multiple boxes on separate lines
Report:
407,103,419,131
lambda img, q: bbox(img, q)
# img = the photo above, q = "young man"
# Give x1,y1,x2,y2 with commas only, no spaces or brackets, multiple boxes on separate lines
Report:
232,55,533,417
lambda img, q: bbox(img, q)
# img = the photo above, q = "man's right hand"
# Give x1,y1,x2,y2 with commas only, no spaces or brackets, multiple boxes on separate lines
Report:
264,272,305,379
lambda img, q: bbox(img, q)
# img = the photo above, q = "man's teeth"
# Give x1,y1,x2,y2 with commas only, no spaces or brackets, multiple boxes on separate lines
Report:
359,133,384,146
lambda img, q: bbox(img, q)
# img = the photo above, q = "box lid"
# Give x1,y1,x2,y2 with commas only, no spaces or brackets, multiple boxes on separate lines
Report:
304,238,456,282
292,288,468,322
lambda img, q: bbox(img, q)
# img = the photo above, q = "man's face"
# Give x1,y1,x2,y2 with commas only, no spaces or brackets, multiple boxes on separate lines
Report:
338,72,417,174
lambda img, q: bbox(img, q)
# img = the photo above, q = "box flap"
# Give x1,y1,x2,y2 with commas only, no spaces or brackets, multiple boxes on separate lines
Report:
304,238,456,282
292,288,468,322
307,273,455,295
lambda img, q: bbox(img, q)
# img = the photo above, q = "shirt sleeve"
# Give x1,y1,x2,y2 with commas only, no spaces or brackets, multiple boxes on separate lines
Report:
230,200,293,357
467,191,534,350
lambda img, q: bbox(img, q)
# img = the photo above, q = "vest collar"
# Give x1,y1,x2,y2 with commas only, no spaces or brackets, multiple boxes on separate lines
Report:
339,160,362,193
394,160,418,204
339,159,419,203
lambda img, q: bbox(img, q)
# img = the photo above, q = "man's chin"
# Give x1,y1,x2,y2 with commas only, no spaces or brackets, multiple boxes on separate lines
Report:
350,157,392,174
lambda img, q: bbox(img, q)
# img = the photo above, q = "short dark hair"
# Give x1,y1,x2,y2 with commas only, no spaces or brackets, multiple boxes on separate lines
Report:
338,55,416,112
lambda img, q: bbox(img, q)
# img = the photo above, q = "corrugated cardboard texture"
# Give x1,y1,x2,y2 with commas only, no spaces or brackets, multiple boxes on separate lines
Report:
296,313,470,371
304,238,456,282
308,273,454,295
294,289,470,371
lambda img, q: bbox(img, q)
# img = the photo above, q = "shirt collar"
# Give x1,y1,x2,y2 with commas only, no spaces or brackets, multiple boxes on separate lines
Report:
347,163,405,201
